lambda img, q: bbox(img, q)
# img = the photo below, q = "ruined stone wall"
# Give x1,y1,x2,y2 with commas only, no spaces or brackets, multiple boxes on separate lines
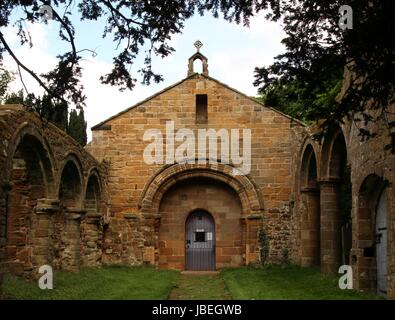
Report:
0,105,107,277
292,108,395,298
347,114,395,298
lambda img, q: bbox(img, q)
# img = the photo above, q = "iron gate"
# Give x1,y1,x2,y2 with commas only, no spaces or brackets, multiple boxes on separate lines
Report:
185,211,215,270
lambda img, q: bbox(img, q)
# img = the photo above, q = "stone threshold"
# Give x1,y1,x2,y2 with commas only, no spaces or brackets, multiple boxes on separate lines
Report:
180,270,219,275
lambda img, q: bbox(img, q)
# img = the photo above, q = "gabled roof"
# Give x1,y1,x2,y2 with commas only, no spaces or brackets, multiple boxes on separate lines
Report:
91,73,305,130
200,74,305,126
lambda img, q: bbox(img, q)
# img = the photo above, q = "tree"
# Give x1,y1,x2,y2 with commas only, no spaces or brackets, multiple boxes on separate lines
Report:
257,64,343,123
67,108,87,146
254,1,394,139
0,62,14,103
0,0,266,115
0,1,393,139
4,89,24,104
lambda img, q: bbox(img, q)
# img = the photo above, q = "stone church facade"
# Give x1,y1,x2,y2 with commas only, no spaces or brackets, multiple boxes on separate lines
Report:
0,50,394,298
86,51,304,270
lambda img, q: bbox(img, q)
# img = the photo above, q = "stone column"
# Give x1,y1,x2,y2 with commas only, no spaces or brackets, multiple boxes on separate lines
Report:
142,212,160,266
62,208,83,271
31,198,59,273
241,213,262,265
351,193,376,292
319,180,342,273
300,188,320,267
81,212,102,266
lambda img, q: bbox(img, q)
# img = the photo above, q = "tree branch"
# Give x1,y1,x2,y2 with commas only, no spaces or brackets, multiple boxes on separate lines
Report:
99,0,145,27
0,30,63,102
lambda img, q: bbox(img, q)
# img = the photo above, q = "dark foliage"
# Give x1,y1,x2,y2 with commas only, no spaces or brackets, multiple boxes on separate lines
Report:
0,0,268,115
0,1,393,141
254,0,394,139
67,107,87,146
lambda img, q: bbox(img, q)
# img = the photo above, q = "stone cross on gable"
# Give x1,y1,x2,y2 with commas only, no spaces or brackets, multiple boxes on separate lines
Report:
194,40,203,52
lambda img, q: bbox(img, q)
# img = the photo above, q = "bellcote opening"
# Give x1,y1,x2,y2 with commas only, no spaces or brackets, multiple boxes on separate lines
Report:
188,40,209,76
193,58,204,74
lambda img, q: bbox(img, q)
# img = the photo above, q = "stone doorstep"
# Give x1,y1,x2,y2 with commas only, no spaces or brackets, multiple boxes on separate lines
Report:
181,270,220,275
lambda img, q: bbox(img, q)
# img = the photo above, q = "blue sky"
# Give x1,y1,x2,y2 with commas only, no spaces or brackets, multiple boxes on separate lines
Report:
3,7,286,140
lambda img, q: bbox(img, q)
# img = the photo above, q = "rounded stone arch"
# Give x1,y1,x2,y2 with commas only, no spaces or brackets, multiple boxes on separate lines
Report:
4,123,56,197
354,173,389,293
80,168,103,267
57,153,84,209
84,168,102,213
2,123,56,275
300,142,319,189
298,141,321,267
139,163,263,216
320,125,348,180
318,124,352,273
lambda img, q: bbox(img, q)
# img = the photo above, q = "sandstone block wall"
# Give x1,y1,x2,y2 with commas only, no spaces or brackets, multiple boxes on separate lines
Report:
87,73,304,268
0,105,107,277
292,109,395,298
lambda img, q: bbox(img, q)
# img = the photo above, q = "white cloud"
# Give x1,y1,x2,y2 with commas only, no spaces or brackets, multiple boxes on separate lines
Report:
2,13,286,142
3,22,56,95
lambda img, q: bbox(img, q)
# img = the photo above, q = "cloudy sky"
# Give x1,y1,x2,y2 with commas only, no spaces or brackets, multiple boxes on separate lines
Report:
3,8,286,141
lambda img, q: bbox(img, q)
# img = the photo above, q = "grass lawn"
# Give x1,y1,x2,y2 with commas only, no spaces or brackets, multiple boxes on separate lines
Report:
1,265,179,300
221,264,381,300
1,264,382,300
169,274,231,300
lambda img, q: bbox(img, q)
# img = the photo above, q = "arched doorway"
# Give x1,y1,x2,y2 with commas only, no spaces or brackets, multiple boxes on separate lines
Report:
81,172,102,266
376,188,387,295
299,144,320,267
143,162,263,270
355,174,388,295
320,126,351,273
54,158,83,271
5,131,54,276
185,210,215,271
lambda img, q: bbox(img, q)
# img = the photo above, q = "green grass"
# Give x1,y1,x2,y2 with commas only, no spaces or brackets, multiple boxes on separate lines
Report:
221,264,381,300
1,264,383,300
169,274,231,300
1,265,179,300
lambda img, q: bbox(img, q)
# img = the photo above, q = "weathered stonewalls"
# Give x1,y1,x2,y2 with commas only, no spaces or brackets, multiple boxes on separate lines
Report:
87,73,304,268
292,108,395,298
158,178,243,269
0,76,393,299
0,105,107,278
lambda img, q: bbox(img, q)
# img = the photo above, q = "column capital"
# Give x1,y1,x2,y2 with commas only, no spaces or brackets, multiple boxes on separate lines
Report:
85,212,102,223
64,207,85,220
318,178,341,186
34,198,59,215
301,187,320,194
240,213,263,220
